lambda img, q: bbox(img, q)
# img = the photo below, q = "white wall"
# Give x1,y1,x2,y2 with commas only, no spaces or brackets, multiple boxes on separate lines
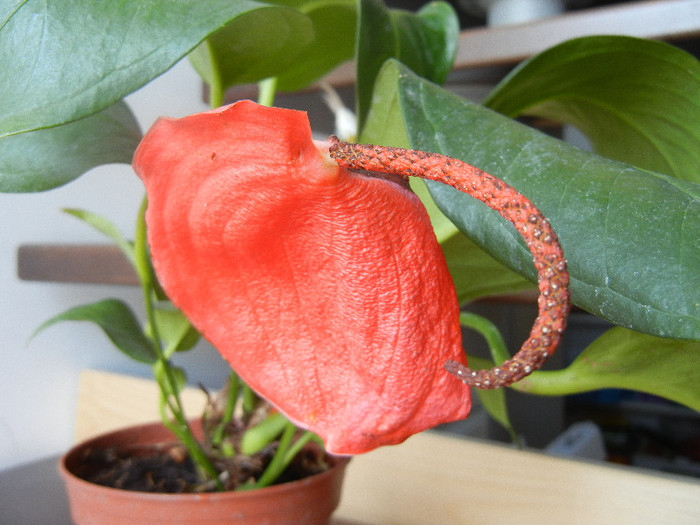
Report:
0,60,232,471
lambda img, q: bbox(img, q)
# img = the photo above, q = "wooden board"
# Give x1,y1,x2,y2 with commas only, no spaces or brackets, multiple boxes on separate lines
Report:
75,370,700,525
17,244,138,286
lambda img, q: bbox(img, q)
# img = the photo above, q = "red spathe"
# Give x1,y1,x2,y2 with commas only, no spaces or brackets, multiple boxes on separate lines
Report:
133,100,470,454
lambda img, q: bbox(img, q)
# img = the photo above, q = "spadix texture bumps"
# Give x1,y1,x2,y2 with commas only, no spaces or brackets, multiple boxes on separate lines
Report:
133,100,470,455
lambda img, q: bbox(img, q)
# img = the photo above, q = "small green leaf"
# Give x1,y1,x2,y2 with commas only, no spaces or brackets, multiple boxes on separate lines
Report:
241,412,288,455
373,60,700,341
355,0,458,130
0,102,141,193
33,299,157,364
485,36,700,183
188,5,314,99
152,304,201,356
62,208,136,267
515,327,700,412
1,0,278,137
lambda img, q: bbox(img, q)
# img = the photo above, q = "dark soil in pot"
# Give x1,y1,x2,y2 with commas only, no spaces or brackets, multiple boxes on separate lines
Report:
73,437,332,493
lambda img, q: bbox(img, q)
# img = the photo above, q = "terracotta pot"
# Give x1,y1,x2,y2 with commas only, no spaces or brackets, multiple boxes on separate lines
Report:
59,420,349,525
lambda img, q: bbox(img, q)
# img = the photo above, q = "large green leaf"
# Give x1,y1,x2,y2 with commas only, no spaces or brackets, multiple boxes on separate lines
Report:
0,0,282,137
485,36,700,183
0,102,141,192
271,0,357,92
33,299,157,364
355,0,458,131
515,327,700,412
371,60,700,342
187,4,314,98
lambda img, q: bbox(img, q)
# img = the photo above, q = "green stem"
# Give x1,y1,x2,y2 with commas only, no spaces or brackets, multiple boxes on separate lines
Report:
239,422,314,491
211,370,240,446
135,197,222,488
257,77,278,107
460,312,510,365
242,383,258,417
207,40,225,110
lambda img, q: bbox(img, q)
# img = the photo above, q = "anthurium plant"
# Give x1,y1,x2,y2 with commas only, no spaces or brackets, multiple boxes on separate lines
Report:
2,0,699,490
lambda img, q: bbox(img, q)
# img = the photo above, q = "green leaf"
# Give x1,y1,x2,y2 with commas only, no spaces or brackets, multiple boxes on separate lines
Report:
0,0,280,137
515,327,700,413
187,5,314,98
355,0,458,131
152,304,201,356
272,0,357,92
484,36,700,183
33,299,157,364
241,412,288,455
374,60,699,341
0,102,141,193
62,208,136,268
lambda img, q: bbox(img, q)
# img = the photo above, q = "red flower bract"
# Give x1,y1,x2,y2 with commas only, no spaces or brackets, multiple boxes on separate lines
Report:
133,100,470,455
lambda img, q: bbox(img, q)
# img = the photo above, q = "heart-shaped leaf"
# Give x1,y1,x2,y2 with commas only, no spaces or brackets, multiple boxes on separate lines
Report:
516,327,700,412
133,100,471,455
485,36,700,183
33,299,157,364
373,60,699,342
0,102,141,192
355,0,459,131
0,0,283,137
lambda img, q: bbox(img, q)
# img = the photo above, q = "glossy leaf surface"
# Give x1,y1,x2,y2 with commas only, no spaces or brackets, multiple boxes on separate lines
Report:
485,36,700,183
0,0,276,137
373,60,699,341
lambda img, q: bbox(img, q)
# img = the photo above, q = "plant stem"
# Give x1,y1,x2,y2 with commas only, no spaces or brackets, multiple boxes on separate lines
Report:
211,370,240,446
459,312,510,365
257,77,277,107
239,422,317,491
207,40,225,110
135,197,222,488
